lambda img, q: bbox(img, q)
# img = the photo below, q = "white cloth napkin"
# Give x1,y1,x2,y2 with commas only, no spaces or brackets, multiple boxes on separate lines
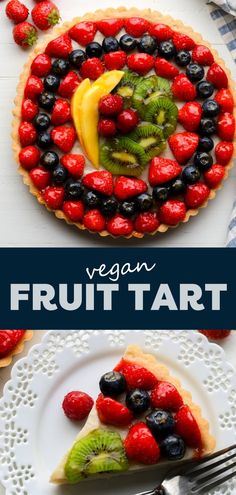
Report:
210,0,236,15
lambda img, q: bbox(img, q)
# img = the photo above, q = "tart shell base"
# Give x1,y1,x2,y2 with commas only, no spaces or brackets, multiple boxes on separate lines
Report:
0,330,34,368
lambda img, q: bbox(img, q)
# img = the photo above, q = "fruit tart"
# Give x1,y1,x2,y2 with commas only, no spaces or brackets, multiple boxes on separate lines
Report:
13,8,235,238
51,345,215,485
0,330,33,368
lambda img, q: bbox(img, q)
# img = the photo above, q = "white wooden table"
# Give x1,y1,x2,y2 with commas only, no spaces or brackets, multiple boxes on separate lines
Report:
0,0,236,247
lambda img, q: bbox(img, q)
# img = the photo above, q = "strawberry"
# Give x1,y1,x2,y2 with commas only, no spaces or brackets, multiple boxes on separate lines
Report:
134,212,160,233
114,176,147,200
96,393,133,427
114,359,158,389
83,209,106,232
62,391,94,420
80,58,104,80
149,157,182,186
124,423,160,465
19,121,37,146
32,1,60,30
175,405,202,448
61,154,85,178
217,113,235,141
107,214,133,236
63,200,84,222
127,53,154,75
45,33,72,58
0,330,26,358
29,167,51,190
215,88,234,113
207,63,228,89
192,45,214,66
24,75,43,100
178,102,202,132
19,145,40,169
124,17,149,37
150,381,183,412
13,22,37,48
215,141,234,166
98,118,117,137
6,0,29,24
96,18,124,37
155,58,179,79
83,170,113,196
149,23,173,41
69,21,97,46
51,99,71,125
43,186,64,209
172,32,195,51
159,200,186,225
168,132,199,164
51,126,76,153
21,98,38,122
104,51,126,70
203,164,225,188
172,74,196,101
198,330,231,340
58,71,80,98
31,53,52,77
185,182,210,208
99,94,123,116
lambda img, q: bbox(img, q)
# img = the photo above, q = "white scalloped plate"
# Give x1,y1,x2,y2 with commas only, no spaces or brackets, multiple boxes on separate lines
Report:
0,330,236,495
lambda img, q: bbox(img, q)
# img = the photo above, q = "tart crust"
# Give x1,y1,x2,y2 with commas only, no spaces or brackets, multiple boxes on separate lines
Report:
12,7,236,239
0,330,33,368
51,344,215,484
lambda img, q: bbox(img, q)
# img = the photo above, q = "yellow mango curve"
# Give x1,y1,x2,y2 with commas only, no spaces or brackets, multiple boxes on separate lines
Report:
71,78,91,149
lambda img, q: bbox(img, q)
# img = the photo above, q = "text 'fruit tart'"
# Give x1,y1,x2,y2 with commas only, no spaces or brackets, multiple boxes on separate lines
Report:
51,345,215,485
13,8,235,238
0,330,33,368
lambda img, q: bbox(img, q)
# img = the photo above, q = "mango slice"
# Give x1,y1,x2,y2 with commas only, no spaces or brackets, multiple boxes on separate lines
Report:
71,79,91,149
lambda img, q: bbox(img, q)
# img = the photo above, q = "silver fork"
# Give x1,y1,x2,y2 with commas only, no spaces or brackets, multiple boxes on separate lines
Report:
135,444,236,495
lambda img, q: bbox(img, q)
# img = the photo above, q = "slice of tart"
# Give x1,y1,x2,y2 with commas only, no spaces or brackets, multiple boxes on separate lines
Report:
0,330,33,368
51,345,215,485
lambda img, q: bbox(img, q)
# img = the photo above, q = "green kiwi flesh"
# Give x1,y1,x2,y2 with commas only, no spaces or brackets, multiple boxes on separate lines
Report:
132,76,172,117
100,136,147,176
129,123,166,160
144,97,178,138
115,70,141,107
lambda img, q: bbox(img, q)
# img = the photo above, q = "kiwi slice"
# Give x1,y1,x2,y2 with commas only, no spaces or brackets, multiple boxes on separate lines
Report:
65,429,128,484
115,70,141,107
132,76,172,117
144,97,178,138
100,136,147,176
129,123,166,161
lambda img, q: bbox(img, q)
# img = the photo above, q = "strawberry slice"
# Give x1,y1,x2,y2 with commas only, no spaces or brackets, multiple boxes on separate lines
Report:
114,359,158,390
215,88,234,113
203,164,225,188
207,63,228,89
185,182,210,208
172,32,195,51
61,154,85,178
83,171,113,196
192,45,214,66
172,74,196,101
215,141,234,166
168,132,199,164
106,214,133,236
159,200,186,225
96,18,124,37
58,71,80,98
0,330,26,358
45,33,72,58
124,17,149,37
96,393,133,427
69,21,97,46
155,58,179,79
149,157,182,186
51,126,76,153
29,167,51,190
124,423,160,465
149,23,173,41
150,381,183,412
217,113,235,141
114,176,147,200
198,330,231,340
178,102,202,132
175,405,202,448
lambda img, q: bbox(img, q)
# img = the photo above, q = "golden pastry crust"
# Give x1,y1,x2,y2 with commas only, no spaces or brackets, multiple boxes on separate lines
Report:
51,344,215,484
0,330,33,368
12,7,236,239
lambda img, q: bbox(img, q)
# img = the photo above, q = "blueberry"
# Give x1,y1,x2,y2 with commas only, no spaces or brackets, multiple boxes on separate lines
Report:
102,37,120,53
36,132,52,149
137,35,157,54
198,136,214,152
51,58,70,76
99,371,126,397
33,113,51,131
135,193,153,212
158,40,176,59
126,389,150,414
182,165,201,184
202,99,220,118
119,201,137,217
119,34,137,52
52,165,68,185
194,152,213,171
86,42,103,58
153,186,170,202
65,179,84,200
160,434,186,460
69,49,87,68
170,178,186,195
100,197,118,217
146,409,175,439
199,118,216,136
44,74,60,92
175,50,191,67
186,63,204,82
38,92,56,111
83,190,101,208
196,80,214,99
40,151,59,169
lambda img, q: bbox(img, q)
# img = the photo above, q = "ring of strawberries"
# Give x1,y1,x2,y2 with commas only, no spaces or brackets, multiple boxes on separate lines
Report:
16,13,235,237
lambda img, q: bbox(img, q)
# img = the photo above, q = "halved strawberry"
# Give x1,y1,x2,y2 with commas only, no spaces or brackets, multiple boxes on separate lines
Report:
124,17,149,37
175,405,202,448
58,71,80,98
134,212,160,233
178,102,202,132
114,176,147,200
155,58,179,79
150,381,183,411
61,154,85,178
172,74,196,101
185,182,210,208
192,45,214,66
63,201,84,222
215,88,234,113
69,21,97,46
149,157,182,186
83,170,113,196
215,141,234,166
29,167,51,190
168,132,199,164
217,113,235,141
127,53,154,75
96,18,124,37
96,393,133,426
207,63,228,89
104,51,126,70
106,214,133,236
43,186,64,209
45,33,72,58
114,359,158,389
159,200,186,225
172,32,195,51
51,99,71,125
24,75,43,101
149,23,173,41
51,126,76,153
203,164,225,188
83,209,106,232
124,423,160,465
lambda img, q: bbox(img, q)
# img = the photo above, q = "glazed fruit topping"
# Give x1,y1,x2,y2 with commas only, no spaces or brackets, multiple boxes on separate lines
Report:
114,359,158,389
96,394,133,426
124,422,160,465
99,371,127,397
62,391,94,420
0,330,26,358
